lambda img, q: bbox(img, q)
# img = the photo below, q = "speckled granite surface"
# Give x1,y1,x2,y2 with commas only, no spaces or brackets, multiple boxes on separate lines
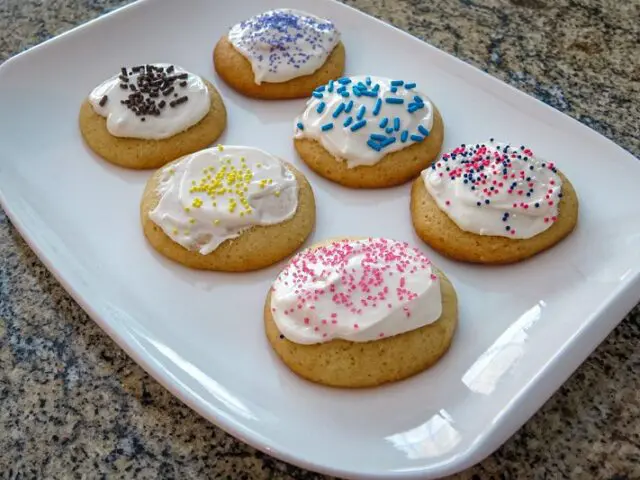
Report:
1,0,639,478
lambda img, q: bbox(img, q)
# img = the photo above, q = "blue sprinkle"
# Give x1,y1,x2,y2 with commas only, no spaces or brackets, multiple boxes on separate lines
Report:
393,117,400,131
385,97,404,104
407,104,423,113
297,122,304,131
366,76,372,86
391,86,398,93
372,84,380,93
357,105,366,120
410,134,424,142
316,102,326,114
338,77,352,85
356,82,367,90
381,136,397,148
418,125,430,136
352,88,362,97
340,91,350,98
332,103,346,118
345,100,354,113
405,82,416,89
350,119,367,131
413,95,423,104
379,117,389,128
391,80,404,86
367,139,382,151
321,122,334,131
315,85,326,92
312,92,324,99
343,116,353,127
361,90,378,97
370,133,387,141
372,98,382,116
328,80,334,92
401,130,409,142
385,127,394,134
337,86,347,94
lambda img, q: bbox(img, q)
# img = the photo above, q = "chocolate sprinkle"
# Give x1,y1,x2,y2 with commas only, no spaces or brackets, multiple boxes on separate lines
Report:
170,96,188,107
114,65,192,120
98,95,108,107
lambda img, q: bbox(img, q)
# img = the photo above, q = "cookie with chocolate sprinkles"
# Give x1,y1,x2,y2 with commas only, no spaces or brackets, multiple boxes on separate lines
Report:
80,65,226,169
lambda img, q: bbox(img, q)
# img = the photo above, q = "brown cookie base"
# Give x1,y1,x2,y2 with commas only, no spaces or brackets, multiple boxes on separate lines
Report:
294,107,445,188
79,79,227,170
141,162,316,272
213,36,346,100
410,172,579,264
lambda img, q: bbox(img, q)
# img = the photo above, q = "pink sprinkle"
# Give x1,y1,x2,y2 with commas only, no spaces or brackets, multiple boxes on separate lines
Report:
304,317,310,325
354,323,359,329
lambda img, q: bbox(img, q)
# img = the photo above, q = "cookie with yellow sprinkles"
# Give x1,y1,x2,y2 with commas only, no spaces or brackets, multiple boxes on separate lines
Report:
141,145,316,271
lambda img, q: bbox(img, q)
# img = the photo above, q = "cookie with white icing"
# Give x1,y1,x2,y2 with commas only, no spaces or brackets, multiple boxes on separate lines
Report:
294,76,444,188
265,238,458,388
411,140,579,264
214,9,345,99
141,145,316,271
80,64,227,169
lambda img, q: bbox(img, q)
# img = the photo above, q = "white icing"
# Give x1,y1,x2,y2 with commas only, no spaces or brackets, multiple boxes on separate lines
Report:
271,238,442,345
149,146,298,254
228,9,340,85
89,63,210,140
422,141,563,239
294,75,435,168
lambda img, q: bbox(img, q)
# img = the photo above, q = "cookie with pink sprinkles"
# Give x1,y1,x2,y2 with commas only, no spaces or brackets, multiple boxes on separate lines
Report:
264,237,458,388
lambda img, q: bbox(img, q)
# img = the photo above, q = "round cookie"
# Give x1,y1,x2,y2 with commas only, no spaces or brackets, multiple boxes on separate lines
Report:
294,76,444,188
214,9,345,100
141,147,315,272
80,66,226,170
411,142,579,264
265,238,458,388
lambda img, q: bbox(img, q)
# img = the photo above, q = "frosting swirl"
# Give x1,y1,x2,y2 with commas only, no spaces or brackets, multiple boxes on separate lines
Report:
294,76,435,168
149,145,298,254
422,140,563,239
271,238,442,345
228,9,339,85
89,63,210,140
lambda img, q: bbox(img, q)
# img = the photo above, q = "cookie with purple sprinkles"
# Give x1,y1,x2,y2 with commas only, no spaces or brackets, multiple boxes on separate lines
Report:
79,63,226,169
214,9,345,99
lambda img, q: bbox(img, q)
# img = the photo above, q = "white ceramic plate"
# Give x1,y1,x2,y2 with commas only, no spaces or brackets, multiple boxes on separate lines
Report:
1,0,639,478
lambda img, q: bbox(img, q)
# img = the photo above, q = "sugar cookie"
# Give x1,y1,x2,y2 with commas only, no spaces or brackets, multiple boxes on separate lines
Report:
411,140,579,263
265,238,457,388
214,9,345,99
141,145,315,271
80,63,226,169
294,76,444,188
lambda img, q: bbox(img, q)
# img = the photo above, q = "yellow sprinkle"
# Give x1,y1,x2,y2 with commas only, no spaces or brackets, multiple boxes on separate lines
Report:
274,190,281,197
172,228,178,235
184,207,190,213
268,179,273,185
217,144,224,152
256,163,262,168
189,218,196,224
169,168,175,175
184,229,191,235
192,198,203,208
213,219,220,225
240,212,245,217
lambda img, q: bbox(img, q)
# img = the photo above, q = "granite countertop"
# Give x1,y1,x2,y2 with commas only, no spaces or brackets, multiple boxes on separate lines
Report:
1,0,639,478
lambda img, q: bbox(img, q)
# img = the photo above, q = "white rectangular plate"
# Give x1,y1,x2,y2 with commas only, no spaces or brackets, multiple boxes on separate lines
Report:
1,0,639,478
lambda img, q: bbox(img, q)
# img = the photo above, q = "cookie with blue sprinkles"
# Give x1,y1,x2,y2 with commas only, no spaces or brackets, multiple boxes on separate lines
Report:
214,9,345,99
293,76,444,188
